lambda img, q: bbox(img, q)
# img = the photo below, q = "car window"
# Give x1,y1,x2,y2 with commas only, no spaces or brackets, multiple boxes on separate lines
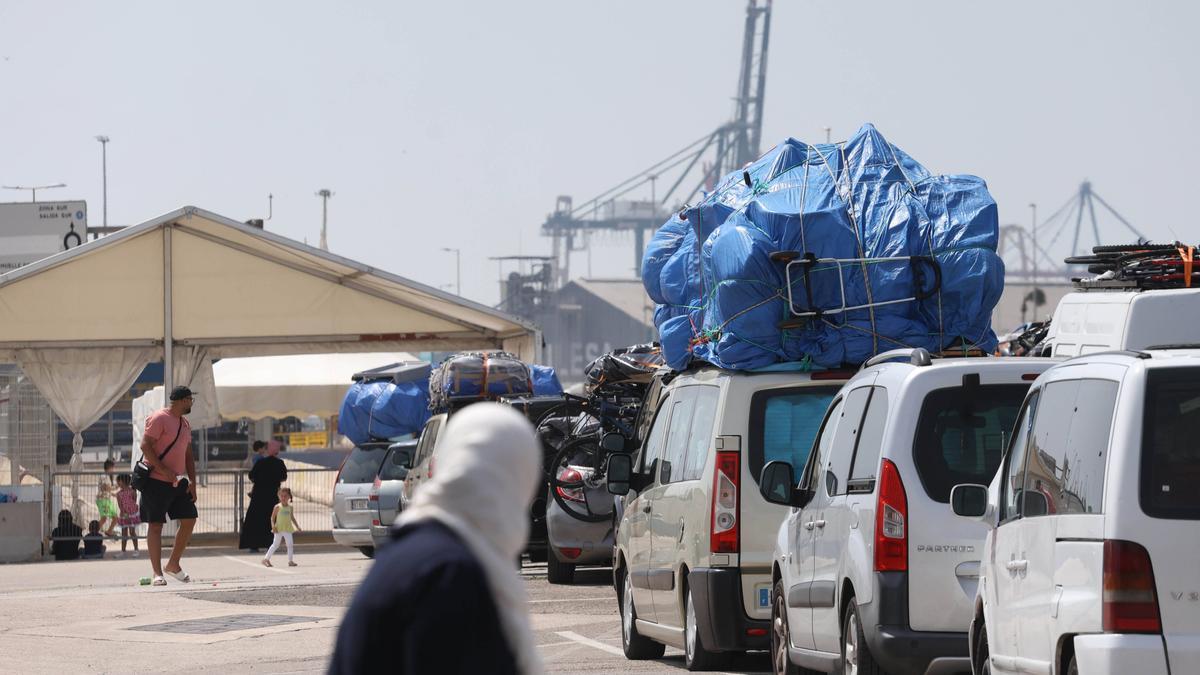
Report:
912,384,1027,503
803,397,845,491
1024,379,1117,516
747,386,840,486
661,388,698,484
827,386,872,495
848,387,888,484
1000,389,1040,522
681,387,720,481
413,418,440,467
1141,366,1200,519
639,394,671,474
338,446,387,484
379,445,416,481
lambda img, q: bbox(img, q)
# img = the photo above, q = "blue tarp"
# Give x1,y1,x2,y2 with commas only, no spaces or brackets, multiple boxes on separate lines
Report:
643,124,1003,370
531,364,564,396
337,379,431,446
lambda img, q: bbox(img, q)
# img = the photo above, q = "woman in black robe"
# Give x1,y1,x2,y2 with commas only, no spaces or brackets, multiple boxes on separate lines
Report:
239,442,288,551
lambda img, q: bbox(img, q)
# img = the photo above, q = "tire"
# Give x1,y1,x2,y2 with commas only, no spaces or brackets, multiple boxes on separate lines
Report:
772,579,817,675
549,439,612,524
527,547,548,564
841,599,883,675
547,551,576,584
685,585,731,671
975,623,991,675
1066,655,1078,675
621,570,665,660
357,546,375,559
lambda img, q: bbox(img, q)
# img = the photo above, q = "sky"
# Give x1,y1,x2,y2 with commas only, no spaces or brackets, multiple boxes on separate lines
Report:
1,1,1197,306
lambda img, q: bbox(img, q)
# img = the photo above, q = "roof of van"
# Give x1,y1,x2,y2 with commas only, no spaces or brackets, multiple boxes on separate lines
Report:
858,355,1057,390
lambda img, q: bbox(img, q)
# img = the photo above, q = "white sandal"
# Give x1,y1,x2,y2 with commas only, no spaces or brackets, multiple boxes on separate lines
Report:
165,569,191,583
151,575,167,586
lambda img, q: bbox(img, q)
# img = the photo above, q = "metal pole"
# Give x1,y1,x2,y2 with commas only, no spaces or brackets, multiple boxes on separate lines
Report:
163,224,174,395
456,249,461,296
1030,203,1038,317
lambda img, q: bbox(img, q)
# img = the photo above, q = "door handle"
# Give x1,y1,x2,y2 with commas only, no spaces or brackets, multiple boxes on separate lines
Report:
804,521,815,530
642,503,652,514
1005,559,1028,573
814,519,826,529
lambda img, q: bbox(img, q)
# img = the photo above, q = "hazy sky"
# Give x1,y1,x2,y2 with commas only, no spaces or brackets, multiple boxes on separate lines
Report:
2,1,1196,305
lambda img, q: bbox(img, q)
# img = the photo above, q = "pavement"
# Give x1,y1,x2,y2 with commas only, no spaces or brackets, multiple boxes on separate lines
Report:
0,543,769,674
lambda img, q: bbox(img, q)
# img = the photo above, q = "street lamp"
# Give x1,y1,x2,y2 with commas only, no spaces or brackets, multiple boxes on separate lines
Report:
2,183,66,202
441,247,461,296
95,136,110,228
316,189,333,251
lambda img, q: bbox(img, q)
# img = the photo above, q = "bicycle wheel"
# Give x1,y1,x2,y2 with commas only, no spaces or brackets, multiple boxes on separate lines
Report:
548,437,615,523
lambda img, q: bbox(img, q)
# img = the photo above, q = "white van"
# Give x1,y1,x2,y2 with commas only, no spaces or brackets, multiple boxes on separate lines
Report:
1045,287,1200,357
953,347,1200,675
607,367,847,670
759,349,1055,675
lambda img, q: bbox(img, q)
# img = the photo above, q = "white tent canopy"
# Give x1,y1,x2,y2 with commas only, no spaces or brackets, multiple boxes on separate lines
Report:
211,352,420,420
0,206,538,461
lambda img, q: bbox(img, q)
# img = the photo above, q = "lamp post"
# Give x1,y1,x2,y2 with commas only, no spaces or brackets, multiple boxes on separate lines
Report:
1030,202,1039,318
2,183,66,202
316,189,333,251
95,136,109,228
441,247,461,296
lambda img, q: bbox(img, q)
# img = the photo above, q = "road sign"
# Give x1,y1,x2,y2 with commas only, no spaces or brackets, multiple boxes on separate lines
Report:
0,201,88,273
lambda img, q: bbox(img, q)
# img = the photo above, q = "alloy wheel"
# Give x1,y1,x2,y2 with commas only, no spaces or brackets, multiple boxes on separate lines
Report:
686,592,698,661
843,609,860,675
772,591,789,674
623,574,635,646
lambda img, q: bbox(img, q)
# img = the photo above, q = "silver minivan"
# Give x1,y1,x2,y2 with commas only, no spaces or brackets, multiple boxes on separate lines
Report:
332,442,390,558
369,440,418,551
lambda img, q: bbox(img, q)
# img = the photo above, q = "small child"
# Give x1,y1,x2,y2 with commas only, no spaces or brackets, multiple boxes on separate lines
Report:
82,520,106,560
96,459,119,537
263,487,302,567
115,473,140,558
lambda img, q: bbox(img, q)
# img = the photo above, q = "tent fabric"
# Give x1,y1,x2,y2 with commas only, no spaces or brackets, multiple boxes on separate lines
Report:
643,124,1003,370
15,346,157,464
0,206,540,361
211,352,420,420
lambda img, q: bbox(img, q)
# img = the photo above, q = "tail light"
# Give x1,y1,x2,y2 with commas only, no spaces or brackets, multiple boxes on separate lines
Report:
874,459,907,572
710,451,740,554
558,547,582,560
368,477,380,502
1103,540,1162,634
555,467,586,504
427,457,435,480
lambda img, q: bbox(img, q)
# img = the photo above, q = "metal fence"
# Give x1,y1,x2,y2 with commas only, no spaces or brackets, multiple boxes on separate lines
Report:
50,468,336,539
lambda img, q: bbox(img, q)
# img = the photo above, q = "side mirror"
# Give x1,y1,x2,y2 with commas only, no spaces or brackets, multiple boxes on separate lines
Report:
760,461,799,507
950,483,990,518
398,450,415,469
1022,490,1049,517
606,453,632,496
600,433,627,453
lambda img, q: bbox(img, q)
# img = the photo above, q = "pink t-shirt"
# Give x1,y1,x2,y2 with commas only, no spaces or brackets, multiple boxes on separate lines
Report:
144,409,191,483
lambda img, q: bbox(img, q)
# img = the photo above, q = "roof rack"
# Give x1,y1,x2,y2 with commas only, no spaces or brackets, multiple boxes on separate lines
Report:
862,348,932,369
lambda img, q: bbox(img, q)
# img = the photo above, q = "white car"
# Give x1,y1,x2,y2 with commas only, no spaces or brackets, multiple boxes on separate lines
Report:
606,366,846,670
760,349,1054,675
953,347,1200,675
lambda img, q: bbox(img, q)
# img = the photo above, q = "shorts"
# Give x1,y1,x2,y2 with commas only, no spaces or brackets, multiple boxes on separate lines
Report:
96,497,119,519
138,478,198,524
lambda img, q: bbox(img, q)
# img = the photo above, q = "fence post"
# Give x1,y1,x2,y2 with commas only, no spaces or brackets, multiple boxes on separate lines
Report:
234,472,243,535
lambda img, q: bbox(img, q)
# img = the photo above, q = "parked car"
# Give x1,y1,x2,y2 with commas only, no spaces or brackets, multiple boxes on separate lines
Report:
368,440,418,551
1043,286,1200,358
952,347,1200,675
332,441,390,558
545,413,618,585
759,348,1055,675
606,366,848,670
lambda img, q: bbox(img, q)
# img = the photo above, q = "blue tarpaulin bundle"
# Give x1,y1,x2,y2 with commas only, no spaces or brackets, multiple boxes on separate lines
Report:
338,379,431,446
643,123,1004,370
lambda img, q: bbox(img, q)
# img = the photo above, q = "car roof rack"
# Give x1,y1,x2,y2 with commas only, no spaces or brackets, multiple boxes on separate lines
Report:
861,348,933,370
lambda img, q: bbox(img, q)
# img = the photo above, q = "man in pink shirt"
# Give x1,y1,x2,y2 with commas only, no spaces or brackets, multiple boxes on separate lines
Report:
139,386,198,585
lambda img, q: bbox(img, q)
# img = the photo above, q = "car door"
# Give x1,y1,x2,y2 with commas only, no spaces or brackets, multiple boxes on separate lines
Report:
403,416,442,507
812,384,874,653
987,388,1039,665
788,395,845,651
626,391,673,623
647,387,699,624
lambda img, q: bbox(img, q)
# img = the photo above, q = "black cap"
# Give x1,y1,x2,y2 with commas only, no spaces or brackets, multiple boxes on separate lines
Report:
169,386,194,401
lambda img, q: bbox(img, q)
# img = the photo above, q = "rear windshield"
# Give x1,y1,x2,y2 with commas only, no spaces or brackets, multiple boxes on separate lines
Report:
912,384,1028,503
338,446,388,484
1141,367,1200,519
378,445,416,481
748,386,840,485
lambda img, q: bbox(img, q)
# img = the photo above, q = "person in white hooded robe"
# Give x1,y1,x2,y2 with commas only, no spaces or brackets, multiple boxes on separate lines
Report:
329,403,544,675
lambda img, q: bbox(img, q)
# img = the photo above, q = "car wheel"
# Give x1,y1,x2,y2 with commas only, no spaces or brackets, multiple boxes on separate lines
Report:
528,547,548,564
357,546,375,559
771,579,802,675
1066,655,1078,675
547,552,576,584
685,585,731,671
842,599,882,675
621,571,665,660
975,623,991,675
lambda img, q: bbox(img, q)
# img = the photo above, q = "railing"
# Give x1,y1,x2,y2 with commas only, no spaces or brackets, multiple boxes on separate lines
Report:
49,468,336,539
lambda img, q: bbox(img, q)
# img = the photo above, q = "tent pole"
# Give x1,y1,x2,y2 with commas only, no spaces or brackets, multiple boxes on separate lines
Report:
164,224,174,395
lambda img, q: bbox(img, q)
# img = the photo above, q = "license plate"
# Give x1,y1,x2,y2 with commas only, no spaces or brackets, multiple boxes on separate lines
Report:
349,499,369,511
